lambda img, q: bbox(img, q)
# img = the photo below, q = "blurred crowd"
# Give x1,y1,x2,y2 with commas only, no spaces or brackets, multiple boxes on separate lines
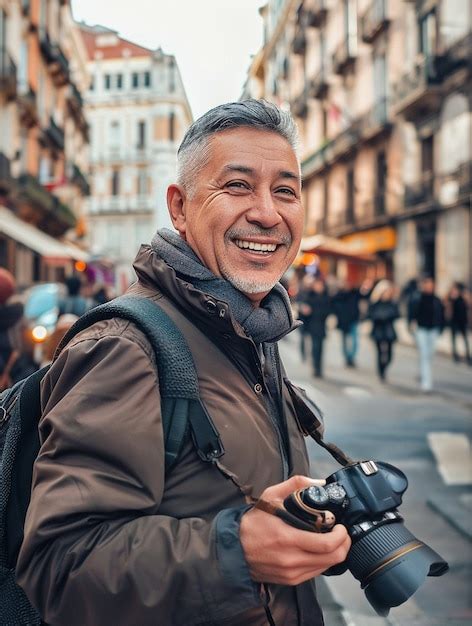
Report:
0,270,114,391
289,270,471,394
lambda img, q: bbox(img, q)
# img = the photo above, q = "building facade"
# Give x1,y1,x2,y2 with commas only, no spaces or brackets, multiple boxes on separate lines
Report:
244,0,471,293
79,24,192,290
0,0,90,287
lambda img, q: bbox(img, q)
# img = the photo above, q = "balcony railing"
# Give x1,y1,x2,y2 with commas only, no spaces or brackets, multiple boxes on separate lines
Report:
0,48,17,99
308,67,328,99
360,0,389,44
404,173,435,208
68,81,84,109
17,84,38,128
357,98,391,141
438,31,472,78
0,153,12,194
43,117,65,151
391,55,442,119
292,30,307,55
324,125,360,163
332,35,357,74
70,164,91,196
291,92,308,118
39,34,70,86
16,173,76,230
306,0,328,28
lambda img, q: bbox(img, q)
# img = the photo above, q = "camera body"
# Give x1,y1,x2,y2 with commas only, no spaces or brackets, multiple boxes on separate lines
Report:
283,460,448,616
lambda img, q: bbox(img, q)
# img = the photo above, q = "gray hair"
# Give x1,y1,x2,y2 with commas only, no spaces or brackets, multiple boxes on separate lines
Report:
176,99,299,197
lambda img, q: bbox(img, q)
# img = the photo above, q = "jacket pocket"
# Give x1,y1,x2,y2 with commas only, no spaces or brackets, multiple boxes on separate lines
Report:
283,378,325,439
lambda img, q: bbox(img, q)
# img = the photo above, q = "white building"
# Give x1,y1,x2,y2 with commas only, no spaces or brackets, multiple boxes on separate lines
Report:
79,24,192,289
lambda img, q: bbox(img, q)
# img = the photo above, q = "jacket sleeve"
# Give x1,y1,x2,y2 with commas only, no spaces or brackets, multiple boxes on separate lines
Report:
16,331,260,626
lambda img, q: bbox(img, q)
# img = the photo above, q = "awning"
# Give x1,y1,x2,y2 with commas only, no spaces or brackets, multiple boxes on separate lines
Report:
0,206,89,262
299,234,377,262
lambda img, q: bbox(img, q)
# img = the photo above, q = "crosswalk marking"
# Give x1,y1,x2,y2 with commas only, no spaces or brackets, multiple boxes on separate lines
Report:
427,432,472,486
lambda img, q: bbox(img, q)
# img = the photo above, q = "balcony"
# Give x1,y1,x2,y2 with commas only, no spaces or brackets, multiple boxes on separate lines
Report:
357,98,392,143
0,153,12,195
332,36,357,74
404,172,435,209
291,92,308,119
70,164,91,196
308,68,328,99
292,30,307,55
67,81,84,111
324,125,360,164
360,0,389,44
39,34,70,87
42,117,65,151
438,31,472,78
306,0,327,28
0,48,17,100
301,144,327,179
391,56,443,120
17,85,38,128
16,173,76,235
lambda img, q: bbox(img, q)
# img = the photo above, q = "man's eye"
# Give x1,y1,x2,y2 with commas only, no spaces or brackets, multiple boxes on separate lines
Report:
226,181,250,190
276,187,296,196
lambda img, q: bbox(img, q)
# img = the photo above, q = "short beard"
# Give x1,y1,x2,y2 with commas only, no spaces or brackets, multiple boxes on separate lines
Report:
220,264,279,295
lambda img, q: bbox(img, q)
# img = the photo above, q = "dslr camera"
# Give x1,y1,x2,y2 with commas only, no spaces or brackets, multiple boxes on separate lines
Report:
283,460,448,616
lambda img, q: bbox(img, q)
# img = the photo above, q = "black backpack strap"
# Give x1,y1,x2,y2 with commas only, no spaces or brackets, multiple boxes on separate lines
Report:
55,296,225,471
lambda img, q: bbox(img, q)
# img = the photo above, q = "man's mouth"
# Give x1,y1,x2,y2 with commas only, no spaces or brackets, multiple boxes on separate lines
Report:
234,239,278,254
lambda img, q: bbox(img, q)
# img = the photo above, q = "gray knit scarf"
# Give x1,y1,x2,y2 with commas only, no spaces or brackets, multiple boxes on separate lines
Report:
151,228,298,343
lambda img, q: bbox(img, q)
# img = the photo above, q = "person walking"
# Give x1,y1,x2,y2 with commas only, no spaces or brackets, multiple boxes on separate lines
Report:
445,282,470,364
332,282,361,367
298,277,331,378
57,275,91,317
367,280,400,381
0,268,37,390
409,276,445,392
295,273,314,362
17,100,350,626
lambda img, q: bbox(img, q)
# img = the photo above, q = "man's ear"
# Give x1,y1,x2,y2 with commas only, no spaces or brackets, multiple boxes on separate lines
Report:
167,184,187,238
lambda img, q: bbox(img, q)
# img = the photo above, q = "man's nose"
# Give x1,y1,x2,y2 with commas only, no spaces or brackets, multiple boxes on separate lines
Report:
245,190,282,228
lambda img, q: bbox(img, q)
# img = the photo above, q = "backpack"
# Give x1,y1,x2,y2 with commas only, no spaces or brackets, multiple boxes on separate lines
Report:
0,295,224,626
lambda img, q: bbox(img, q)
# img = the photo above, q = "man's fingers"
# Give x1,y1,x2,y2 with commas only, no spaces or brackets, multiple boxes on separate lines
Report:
262,475,326,500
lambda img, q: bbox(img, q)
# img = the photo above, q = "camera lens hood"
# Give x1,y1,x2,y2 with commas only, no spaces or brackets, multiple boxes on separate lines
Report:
363,541,449,616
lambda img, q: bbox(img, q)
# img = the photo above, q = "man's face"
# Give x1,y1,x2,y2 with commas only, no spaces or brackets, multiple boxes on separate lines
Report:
421,278,434,294
169,127,304,305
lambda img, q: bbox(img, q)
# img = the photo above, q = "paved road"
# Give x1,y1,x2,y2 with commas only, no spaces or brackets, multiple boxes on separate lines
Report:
279,323,472,626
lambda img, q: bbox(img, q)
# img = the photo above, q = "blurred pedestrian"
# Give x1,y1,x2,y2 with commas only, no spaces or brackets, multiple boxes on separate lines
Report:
299,277,331,377
368,280,400,381
57,275,91,317
296,273,314,361
0,268,37,390
445,282,470,364
409,276,445,392
332,281,361,367
92,282,112,307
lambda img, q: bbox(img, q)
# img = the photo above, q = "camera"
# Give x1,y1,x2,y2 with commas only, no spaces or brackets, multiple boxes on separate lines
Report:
283,460,449,616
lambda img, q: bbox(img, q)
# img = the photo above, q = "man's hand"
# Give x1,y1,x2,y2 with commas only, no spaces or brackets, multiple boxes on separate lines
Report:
240,475,351,586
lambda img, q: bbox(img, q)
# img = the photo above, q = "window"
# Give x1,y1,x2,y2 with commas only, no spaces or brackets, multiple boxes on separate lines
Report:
116,73,123,89
109,120,120,148
419,11,437,57
346,168,355,224
111,169,120,196
104,74,111,90
169,112,175,142
137,120,146,148
90,75,95,91
168,58,175,92
132,72,139,89
143,71,151,87
137,168,148,196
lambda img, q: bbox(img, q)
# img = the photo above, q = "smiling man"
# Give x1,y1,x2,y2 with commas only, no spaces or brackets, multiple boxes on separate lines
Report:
17,101,350,626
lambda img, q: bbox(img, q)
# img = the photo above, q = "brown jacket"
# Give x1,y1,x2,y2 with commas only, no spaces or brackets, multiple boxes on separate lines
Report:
16,245,324,626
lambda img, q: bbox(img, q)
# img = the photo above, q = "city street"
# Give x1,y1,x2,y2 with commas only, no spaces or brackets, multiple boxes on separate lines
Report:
280,323,472,626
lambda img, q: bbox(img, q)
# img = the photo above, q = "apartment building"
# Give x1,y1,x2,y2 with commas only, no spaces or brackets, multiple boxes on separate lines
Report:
244,0,471,292
79,24,192,289
0,0,90,286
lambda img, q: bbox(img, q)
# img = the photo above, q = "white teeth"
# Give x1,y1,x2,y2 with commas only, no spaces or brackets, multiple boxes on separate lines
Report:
235,239,277,253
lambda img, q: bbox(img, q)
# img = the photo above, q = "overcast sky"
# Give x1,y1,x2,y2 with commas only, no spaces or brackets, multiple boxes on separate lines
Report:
71,0,264,120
